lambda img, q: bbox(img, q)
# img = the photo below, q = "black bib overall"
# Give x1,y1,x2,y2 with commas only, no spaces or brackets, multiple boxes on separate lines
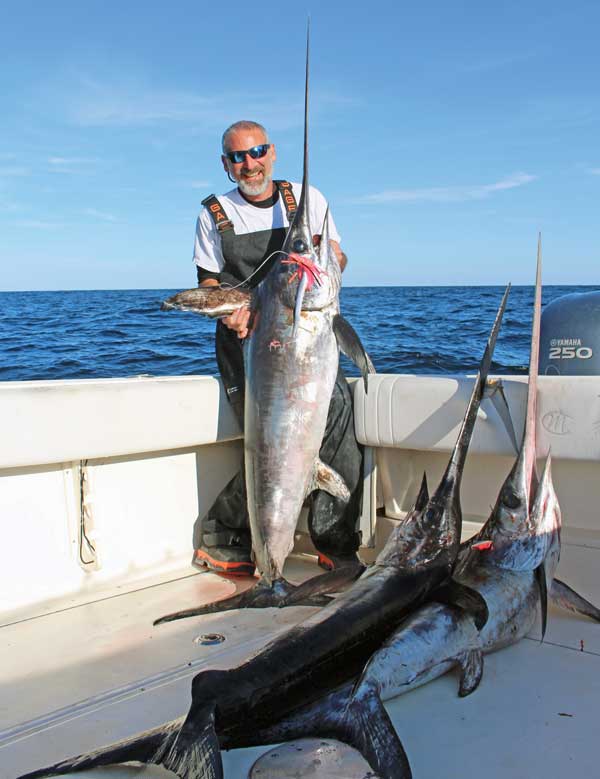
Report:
193,183,362,569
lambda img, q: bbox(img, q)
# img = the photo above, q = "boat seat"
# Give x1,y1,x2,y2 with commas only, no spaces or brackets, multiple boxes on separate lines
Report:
352,373,600,544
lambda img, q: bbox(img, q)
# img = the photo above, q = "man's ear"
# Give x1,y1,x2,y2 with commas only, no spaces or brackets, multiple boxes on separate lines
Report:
221,155,229,173
270,143,276,163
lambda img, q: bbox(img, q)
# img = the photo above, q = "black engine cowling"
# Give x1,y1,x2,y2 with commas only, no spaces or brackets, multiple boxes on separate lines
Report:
540,291,600,376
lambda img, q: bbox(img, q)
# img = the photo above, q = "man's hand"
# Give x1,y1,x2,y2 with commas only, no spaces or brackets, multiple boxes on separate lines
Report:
312,235,347,272
200,277,250,338
222,305,251,339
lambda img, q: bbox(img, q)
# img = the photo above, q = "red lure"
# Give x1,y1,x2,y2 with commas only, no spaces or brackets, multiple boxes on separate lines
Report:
282,252,327,291
471,540,494,551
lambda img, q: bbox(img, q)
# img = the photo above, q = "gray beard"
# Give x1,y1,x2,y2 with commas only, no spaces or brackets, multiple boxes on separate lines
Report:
238,173,272,197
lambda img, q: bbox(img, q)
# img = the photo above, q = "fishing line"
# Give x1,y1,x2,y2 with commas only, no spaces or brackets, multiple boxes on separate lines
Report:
78,459,96,565
219,250,293,290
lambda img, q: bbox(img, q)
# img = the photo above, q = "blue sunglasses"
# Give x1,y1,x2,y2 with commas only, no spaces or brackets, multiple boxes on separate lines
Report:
224,144,270,164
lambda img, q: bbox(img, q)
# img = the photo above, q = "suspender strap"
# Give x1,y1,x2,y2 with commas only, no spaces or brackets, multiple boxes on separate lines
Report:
274,180,298,221
201,194,234,233
203,183,297,232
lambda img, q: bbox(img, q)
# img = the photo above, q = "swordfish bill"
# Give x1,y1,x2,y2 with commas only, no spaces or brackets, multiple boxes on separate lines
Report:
155,31,374,625
462,237,544,583
461,236,554,638
15,288,510,779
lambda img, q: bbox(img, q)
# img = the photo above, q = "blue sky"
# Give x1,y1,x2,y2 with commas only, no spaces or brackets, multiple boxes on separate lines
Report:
1,0,599,290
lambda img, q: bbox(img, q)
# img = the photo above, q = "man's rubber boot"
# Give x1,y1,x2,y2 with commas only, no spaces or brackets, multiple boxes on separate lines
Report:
193,547,255,577
317,551,362,572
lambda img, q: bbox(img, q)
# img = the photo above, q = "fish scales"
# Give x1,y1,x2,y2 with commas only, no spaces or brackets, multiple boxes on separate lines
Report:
245,285,340,583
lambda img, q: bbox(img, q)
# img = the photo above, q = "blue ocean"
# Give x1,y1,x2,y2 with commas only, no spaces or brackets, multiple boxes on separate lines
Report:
0,286,597,382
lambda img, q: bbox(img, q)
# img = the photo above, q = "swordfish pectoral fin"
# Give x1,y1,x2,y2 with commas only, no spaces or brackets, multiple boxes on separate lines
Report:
332,313,376,392
535,562,549,642
551,578,600,623
281,563,366,606
19,714,223,779
433,580,490,631
309,458,351,501
456,649,484,697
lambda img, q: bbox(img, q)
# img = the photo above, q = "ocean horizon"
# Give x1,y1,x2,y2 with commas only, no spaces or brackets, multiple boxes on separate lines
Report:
1,285,598,382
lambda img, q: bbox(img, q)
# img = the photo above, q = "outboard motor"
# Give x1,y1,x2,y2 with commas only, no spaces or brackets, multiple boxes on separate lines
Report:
540,290,600,375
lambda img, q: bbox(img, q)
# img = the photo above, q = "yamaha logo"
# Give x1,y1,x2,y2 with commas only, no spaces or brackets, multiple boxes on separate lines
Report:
548,337,593,360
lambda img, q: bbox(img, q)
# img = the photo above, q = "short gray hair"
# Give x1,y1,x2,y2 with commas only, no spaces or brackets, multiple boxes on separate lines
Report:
221,121,269,152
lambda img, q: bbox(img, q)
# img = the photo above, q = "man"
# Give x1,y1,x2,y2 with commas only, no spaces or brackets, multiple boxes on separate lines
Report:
192,119,362,576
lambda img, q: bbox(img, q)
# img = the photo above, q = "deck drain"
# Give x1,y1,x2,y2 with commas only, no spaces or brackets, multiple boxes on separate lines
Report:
194,633,226,646
249,738,379,777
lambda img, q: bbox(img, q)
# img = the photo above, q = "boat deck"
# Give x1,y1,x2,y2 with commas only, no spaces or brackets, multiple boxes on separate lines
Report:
2,536,600,779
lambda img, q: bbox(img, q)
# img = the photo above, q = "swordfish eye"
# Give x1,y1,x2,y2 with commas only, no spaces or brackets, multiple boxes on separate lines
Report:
292,238,308,253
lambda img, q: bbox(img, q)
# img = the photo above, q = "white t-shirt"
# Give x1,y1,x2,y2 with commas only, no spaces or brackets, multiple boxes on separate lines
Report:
193,182,341,274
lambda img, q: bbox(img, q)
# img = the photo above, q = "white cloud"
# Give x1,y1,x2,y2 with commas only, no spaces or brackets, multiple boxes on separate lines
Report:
67,78,221,126
0,166,30,177
191,180,210,189
0,200,20,213
55,75,354,132
458,51,538,75
360,172,537,204
83,208,118,222
588,168,600,176
15,219,59,229
48,156,98,173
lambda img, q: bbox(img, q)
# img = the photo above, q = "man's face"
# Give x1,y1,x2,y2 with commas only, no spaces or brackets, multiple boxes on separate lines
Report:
222,128,276,199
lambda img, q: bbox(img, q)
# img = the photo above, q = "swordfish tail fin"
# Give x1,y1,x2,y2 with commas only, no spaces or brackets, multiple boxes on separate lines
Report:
14,716,219,779
443,283,511,490
551,578,600,623
334,683,412,778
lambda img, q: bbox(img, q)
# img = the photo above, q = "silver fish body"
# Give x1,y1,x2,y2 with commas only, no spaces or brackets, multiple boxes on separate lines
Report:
358,447,562,705
244,229,342,584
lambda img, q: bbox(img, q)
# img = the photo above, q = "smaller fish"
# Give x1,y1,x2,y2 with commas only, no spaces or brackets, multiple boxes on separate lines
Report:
161,286,251,318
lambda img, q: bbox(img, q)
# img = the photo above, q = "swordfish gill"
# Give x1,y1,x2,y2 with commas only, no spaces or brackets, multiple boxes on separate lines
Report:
15,284,511,779
157,31,374,621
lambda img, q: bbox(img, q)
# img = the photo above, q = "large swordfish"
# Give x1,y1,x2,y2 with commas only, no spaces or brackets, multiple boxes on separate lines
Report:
157,34,373,620
15,282,510,778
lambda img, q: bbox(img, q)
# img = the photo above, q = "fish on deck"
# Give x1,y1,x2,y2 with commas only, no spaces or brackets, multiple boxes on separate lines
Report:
14,283,511,779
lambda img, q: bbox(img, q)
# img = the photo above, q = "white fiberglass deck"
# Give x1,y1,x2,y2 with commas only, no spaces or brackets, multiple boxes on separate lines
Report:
2,539,600,779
